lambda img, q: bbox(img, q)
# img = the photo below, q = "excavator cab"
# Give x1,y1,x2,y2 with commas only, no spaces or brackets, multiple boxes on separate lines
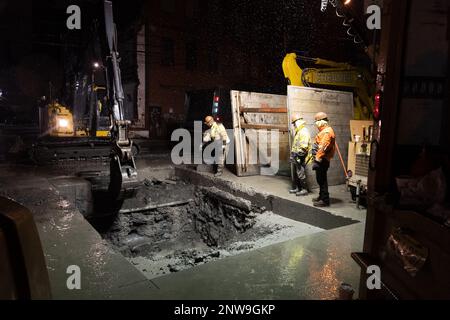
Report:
46,102,75,137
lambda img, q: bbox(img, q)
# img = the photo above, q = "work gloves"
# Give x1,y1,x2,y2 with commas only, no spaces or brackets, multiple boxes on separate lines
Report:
311,143,319,158
290,152,301,164
291,151,307,165
289,152,296,162
312,160,321,171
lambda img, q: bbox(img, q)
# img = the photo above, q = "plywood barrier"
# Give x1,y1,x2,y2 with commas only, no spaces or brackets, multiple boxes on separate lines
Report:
231,91,289,177
230,88,353,187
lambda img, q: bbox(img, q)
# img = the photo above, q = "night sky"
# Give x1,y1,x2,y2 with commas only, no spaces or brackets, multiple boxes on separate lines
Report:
0,0,369,122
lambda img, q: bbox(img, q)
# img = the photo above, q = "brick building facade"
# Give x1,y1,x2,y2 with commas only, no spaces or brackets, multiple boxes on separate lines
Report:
131,0,272,139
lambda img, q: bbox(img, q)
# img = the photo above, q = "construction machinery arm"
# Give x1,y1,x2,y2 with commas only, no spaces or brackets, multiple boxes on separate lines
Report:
104,0,138,199
282,53,375,120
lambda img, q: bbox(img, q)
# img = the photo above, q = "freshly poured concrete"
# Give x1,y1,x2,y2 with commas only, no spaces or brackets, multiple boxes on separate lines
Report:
0,176,157,299
151,223,364,300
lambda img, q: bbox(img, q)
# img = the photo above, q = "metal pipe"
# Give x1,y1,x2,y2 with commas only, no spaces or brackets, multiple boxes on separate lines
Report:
335,141,349,178
119,199,194,214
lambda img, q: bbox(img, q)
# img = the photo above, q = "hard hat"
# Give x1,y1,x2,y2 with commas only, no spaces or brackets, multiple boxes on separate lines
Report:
291,113,303,124
314,112,328,121
204,115,214,124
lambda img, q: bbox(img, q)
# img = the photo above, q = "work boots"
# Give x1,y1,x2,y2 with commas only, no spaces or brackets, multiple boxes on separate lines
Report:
296,189,308,196
314,200,330,207
215,168,223,177
289,187,299,194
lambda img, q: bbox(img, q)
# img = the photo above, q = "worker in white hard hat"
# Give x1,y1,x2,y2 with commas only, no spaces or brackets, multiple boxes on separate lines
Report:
312,112,336,207
202,115,230,177
289,113,312,196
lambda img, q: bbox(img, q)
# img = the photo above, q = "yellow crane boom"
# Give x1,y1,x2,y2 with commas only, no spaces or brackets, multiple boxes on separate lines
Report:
282,53,375,120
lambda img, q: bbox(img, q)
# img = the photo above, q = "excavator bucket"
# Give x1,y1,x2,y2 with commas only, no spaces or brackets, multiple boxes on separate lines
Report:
109,153,139,200
108,122,139,200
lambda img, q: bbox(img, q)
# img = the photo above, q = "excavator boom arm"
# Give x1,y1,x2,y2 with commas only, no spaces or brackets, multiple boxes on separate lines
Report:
104,0,138,199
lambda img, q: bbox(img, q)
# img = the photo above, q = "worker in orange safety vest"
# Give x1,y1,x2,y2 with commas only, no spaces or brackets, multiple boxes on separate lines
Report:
311,112,336,207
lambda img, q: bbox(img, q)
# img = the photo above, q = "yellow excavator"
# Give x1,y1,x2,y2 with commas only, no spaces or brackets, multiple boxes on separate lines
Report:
282,53,375,120
32,1,138,200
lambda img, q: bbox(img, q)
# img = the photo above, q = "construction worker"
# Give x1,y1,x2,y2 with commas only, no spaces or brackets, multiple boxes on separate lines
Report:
203,115,230,177
289,114,312,196
312,112,336,207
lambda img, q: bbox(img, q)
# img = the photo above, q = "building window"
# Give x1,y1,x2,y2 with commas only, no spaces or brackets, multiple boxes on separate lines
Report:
161,0,176,14
185,40,197,71
161,38,174,66
208,45,219,74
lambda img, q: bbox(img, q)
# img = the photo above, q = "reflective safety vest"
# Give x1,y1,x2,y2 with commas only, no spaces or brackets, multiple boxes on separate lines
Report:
210,122,229,143
291,124,312,163
315,125,336,162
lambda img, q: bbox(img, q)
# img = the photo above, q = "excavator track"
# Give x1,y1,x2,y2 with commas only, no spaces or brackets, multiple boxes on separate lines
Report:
31,137,111,165
31,138,117,193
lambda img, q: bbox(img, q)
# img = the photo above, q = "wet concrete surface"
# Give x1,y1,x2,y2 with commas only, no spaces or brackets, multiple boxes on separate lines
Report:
151,222,364,300
0,176,158,299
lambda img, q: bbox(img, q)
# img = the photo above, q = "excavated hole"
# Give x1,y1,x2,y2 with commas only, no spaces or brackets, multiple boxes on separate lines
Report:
89,179,305,279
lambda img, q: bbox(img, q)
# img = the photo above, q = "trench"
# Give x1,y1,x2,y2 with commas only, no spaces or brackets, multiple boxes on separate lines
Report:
88,177,322,279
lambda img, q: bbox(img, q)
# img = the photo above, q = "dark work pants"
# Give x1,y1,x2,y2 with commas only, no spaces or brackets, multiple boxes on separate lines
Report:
293,157,308,191
315,159,330,203
215,144,228,173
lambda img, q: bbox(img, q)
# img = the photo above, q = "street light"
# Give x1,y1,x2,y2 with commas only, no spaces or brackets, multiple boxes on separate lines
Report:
344,0,352,5
93,62,100,69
